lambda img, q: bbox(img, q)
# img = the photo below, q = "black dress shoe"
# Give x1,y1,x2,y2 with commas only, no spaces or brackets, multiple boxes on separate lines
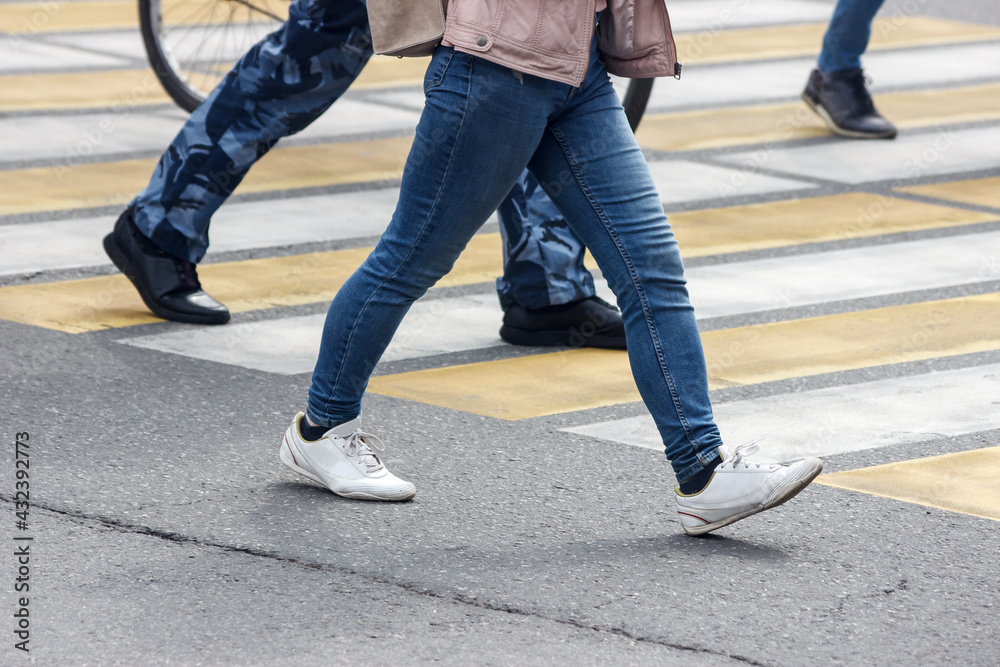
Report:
499,296,626,349
802,67,897,139
103,209,230,324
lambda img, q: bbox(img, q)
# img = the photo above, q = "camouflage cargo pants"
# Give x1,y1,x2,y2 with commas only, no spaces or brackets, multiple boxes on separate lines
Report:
131,0,597,310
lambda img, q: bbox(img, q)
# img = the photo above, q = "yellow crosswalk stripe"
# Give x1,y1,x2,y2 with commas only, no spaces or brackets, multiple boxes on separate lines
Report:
1,0,141,32
0,0,287,33
899,176,1000,211
0,136,412,216
367,292,1000,419
0,70,172,112
0,233,503,333
353,56,432,89
638,83,1000,151
669,193,994,257
1,193,990,332
817,446,1000,521
0,56,429,113
673,16,1000,64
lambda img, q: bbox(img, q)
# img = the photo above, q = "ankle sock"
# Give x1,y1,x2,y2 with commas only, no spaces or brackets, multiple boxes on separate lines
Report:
679,456,722,495
299,418,330,442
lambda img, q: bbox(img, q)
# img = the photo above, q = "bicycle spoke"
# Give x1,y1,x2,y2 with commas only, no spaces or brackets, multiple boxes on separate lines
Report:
143,0,288,109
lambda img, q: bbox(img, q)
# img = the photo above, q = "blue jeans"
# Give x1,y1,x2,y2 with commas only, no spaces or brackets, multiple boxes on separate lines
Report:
817,0,886,73
129,0,593,310
307,42,723,482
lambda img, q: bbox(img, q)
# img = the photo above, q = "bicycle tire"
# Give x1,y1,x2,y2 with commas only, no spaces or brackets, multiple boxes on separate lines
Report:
622,78,654,133
139,0,286,113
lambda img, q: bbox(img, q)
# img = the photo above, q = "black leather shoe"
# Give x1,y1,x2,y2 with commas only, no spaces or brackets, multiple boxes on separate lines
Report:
802,67,897,139
103,209,230,324
499,296,626,349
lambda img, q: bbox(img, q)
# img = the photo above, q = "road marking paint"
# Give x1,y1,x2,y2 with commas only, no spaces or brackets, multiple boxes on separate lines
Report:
719,125,1000,185
562,364,1000,463
7,98,993,217
672,17,1000,65
116,281,619,373
648,159,816,205
0,69,171,112
0,0,287,33
352,56,432,89
0,100,418,164
368,349,641,420
668,193,994,258
106,230,999,373
817,446,1000,522
3,192,991,319
121,294,504,374
1,0,142,33
0,234,503,333
5,185,989,278
667,0,834,34
703,292,1000,387
0,56,431,111
686,230,1000,318
643,43,1000,114
367,292,1000,419
0,36,131,74
9,15,999,112
638,83,1000,152
0,136,412,216
900,176,1000,211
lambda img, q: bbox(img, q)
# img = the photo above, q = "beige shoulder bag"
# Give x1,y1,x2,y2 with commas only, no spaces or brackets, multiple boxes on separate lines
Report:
368,0,447,57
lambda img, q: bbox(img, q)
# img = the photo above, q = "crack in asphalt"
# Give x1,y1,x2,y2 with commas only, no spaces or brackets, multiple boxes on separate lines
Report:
1,495,770,666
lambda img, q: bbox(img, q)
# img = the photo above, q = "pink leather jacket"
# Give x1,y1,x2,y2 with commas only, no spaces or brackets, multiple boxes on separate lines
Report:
442,0,680,87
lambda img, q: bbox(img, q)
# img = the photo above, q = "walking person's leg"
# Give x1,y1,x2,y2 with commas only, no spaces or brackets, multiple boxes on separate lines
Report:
818,0,885,74
107,0,626,346
133,0,372,263
496,172,626,349
282,40,823,534
104,0,372,323
802,0,895,138
527,42,823,534
280,48,573,500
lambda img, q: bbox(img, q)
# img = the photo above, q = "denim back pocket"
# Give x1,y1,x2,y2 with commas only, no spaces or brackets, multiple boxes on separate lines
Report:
423,47,457,95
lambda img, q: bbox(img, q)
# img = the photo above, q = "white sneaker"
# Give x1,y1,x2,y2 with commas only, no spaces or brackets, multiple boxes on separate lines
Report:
675,441,822,535
279,413,415,501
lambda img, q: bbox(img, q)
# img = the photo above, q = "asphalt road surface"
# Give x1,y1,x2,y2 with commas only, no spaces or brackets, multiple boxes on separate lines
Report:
2,0,999,664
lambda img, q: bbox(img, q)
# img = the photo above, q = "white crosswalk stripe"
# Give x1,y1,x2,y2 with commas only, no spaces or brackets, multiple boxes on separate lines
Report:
562,363,1000,463
644,42,1000,113
719,125,1000,184
116,229,1000,373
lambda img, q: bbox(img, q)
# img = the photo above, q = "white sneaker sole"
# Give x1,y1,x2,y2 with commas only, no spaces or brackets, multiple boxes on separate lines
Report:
278,440,417,502
681,458,823,536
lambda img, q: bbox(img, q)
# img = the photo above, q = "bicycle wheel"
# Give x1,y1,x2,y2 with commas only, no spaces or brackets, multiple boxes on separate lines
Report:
139,0,289,113
622,78,654,133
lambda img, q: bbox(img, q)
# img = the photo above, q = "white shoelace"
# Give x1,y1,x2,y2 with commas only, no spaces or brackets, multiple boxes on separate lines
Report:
727,438,768,469
342,429,386,473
